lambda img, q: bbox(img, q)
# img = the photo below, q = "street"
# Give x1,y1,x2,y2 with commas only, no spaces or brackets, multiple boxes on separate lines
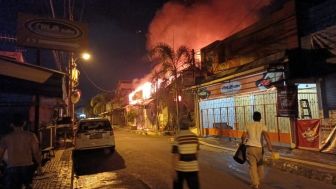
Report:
72,128,335,189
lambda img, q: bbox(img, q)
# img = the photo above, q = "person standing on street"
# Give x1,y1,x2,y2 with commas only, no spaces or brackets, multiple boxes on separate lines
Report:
0,114,42,189
241,111,273,189
172,115,200,189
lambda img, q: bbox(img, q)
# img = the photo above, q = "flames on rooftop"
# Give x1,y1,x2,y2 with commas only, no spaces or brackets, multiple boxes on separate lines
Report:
129,0,273,105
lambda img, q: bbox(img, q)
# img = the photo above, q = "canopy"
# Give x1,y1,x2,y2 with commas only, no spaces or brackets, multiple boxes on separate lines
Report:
0,56,65,97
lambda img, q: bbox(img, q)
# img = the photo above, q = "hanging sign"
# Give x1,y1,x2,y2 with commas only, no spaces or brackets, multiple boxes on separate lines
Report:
296,119,320,149
220,81,241,94
277,85,298,117
256,72,284,90
197,88,210,99
17,13,88,51
71,89,81,104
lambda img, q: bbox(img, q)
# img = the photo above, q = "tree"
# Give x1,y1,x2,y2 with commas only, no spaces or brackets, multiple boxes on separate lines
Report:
90,93,112,116
150,43,192,131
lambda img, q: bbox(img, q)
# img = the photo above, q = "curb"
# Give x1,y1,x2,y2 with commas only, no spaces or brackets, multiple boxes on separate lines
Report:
199,140,336,171
200,140,336,185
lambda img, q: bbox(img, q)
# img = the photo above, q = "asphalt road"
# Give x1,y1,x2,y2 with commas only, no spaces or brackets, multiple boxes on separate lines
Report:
72,128,336,189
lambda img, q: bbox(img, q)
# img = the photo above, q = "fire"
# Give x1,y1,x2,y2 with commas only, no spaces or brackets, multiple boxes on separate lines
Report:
147,0,272,50
129,82,153,105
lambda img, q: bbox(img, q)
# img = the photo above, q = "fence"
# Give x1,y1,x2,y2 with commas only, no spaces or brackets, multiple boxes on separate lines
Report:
39,124,73,150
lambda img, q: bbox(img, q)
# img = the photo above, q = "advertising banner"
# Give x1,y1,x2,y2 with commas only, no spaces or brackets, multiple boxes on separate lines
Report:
296,119,320,149
277,85,298,117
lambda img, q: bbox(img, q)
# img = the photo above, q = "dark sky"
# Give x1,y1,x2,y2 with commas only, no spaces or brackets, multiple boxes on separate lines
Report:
76,0,168,107
0,0,168,107
0,0,287,109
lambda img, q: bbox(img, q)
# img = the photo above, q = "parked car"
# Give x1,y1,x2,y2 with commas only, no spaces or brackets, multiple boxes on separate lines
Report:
74,118,115,153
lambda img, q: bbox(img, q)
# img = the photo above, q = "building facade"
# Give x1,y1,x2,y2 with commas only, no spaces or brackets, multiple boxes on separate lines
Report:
194,0,336,149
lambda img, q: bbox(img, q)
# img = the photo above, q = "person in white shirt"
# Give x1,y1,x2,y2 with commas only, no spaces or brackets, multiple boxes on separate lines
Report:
241,111,272,189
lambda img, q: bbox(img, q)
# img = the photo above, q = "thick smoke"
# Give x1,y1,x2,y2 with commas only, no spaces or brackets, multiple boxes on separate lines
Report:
147,0,273,50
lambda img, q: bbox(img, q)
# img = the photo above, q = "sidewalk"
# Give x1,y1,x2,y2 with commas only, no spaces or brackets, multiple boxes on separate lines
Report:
200,136,336,185
32,148,73,189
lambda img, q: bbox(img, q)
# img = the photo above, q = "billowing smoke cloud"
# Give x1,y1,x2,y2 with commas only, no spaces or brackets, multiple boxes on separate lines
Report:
147,0,273,50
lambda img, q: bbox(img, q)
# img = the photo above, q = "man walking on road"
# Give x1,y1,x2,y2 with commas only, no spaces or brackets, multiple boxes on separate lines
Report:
172,115,200,189
241,111,273,189
0,114,42,189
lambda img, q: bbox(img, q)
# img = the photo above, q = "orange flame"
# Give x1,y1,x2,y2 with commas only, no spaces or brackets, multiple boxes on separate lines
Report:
147,0,272,50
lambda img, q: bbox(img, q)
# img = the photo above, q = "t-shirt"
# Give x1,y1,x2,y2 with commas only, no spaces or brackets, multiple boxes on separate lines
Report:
172,130,199,172
245,122,267,148
0,130,39,167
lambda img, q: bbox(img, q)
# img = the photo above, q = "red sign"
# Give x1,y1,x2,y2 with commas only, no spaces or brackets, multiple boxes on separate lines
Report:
296,119,320,149
0,51,24,62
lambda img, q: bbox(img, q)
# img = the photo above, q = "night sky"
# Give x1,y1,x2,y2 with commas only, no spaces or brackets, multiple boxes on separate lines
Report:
75,0,168,106
0,0,168,107
0,0,283,108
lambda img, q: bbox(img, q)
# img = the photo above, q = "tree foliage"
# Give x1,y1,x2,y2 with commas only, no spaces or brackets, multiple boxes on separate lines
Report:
90,93,113,115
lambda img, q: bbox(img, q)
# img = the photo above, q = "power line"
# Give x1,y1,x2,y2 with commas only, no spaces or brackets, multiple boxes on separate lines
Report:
79,64,115,93
227,0,264,36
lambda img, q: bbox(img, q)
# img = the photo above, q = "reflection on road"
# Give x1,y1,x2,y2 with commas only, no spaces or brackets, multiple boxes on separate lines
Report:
72,149,150,189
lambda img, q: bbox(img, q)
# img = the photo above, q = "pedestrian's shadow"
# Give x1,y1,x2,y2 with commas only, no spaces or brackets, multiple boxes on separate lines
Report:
73,149,126,176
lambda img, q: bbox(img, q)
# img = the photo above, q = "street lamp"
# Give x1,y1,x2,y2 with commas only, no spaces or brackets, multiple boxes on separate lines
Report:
81,52,91,61
68,52,91,124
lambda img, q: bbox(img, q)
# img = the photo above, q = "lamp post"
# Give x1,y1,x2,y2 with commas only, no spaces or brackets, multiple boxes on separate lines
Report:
68,52,91,125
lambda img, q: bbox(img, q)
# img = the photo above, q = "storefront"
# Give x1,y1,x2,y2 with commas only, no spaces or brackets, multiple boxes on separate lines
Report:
197,69,293,145
196,48,336,148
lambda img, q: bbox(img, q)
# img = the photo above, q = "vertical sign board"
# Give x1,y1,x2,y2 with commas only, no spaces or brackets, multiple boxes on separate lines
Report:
17,13,88,52
276,85,298,117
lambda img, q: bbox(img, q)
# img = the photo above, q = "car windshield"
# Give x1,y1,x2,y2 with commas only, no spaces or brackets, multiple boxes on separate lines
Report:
78,120,111,133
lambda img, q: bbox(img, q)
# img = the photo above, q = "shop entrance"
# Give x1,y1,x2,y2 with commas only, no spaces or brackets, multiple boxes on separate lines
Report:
297,84,319,119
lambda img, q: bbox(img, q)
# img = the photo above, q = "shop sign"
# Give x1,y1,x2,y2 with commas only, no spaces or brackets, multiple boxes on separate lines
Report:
276,85,298,117
256,72,284,90
17,13,88,51
296,119,320,149
220,81,241,94
197,88,210,99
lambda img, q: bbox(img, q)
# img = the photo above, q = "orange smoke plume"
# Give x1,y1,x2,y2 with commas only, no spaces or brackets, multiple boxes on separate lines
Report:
147,0,273,50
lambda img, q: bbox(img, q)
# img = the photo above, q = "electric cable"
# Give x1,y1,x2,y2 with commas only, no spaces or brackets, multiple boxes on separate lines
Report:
227,0,264,36
78,64,115,93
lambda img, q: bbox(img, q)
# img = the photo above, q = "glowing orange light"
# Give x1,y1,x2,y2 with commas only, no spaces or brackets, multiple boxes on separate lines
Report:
129,82,153,105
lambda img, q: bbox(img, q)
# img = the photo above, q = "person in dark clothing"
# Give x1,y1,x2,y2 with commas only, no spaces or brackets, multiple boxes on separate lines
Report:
172,115,200,189
0,114,41,189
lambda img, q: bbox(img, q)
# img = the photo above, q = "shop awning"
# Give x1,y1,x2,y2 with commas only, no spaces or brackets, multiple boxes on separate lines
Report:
0,57,65,97
191,51,287,88
189,48,336,89
286,48,336,79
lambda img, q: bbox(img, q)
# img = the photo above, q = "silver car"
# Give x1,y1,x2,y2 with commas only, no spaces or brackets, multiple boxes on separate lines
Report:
74,118,115,153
